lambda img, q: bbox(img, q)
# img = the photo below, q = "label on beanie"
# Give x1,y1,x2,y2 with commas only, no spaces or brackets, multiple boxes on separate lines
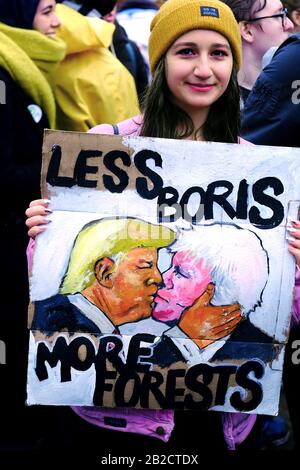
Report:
200,6,219,17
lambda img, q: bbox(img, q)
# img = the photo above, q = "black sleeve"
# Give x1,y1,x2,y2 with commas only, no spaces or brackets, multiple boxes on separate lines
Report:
0,68,45,205
112,22,149,102
129,40,149,100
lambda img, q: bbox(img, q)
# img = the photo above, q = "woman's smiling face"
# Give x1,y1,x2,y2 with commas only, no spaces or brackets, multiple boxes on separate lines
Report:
33,0,60,36
165,29,233,119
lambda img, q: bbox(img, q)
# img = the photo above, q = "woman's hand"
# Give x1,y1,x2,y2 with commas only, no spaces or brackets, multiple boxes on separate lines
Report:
25,199,52,238
288,220,300,268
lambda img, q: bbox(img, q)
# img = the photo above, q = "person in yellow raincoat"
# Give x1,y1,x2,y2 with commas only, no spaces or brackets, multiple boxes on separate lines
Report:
50,3,140,131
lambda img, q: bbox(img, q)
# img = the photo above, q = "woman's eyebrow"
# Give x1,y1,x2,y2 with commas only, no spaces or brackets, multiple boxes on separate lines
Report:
172,41,196,48
41,5,54,13
172,42,230,50
211,43,230,50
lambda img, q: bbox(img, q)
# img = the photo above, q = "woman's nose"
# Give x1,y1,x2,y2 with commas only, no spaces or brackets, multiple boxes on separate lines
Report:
52,14,61,28
193,57,213,78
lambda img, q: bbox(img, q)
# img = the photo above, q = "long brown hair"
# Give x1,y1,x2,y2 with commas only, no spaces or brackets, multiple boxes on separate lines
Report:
140,56,241,143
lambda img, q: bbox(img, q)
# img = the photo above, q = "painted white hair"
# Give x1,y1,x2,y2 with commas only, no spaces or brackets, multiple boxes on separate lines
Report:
170,223,269,316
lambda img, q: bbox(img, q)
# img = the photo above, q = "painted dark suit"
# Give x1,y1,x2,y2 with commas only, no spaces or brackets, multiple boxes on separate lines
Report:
33,293,116,335
152,319,274,366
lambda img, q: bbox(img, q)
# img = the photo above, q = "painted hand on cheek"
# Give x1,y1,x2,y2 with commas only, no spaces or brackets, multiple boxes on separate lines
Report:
179,282,242,349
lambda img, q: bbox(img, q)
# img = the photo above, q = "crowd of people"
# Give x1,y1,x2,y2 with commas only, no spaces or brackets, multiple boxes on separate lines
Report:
1,0,300,463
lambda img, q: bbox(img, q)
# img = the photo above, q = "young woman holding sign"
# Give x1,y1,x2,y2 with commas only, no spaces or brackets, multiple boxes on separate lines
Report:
25,0,300,457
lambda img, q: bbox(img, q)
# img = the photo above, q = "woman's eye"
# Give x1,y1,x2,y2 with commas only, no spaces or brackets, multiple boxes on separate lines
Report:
177,48,195,56
211,49,227,57
43,8,52,15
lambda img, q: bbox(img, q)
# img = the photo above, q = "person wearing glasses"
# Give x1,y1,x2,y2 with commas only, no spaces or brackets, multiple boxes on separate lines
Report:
222,2,295,449
223,1,300,451
283,0,300,32
241,30,300,449
224,0,293,104
238,10,300,449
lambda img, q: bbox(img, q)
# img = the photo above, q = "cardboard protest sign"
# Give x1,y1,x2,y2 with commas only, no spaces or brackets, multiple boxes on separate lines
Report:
27,130,300,414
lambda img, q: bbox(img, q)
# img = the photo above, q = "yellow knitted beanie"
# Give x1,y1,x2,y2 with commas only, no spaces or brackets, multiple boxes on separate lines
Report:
149,0,242,73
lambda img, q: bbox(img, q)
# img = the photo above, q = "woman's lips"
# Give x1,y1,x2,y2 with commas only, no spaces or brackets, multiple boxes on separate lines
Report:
186,83,214,92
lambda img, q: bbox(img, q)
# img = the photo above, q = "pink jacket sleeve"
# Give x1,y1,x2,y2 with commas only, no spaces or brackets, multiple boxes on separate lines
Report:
26,237,35,272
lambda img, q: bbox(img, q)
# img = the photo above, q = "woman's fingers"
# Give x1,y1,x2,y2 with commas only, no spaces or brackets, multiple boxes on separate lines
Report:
288,222,300,268
28,225,48,239
25,214,50,229
25,204,52,219
25,214,51,238
29,198,50,208
25,200,52,238
288,244,300,268
26,199,51,218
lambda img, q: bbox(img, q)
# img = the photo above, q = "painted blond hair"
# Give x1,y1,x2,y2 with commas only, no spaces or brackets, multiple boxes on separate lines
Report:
60,217,175,294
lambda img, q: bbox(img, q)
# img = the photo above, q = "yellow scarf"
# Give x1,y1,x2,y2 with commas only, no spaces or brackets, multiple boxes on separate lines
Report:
0,22,66,128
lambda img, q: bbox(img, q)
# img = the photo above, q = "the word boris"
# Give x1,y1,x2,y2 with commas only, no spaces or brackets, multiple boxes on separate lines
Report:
47,145,284,228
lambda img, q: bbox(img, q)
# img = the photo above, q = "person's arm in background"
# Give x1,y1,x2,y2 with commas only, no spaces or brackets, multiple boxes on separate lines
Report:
240,31,300,323
242,34,300,147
